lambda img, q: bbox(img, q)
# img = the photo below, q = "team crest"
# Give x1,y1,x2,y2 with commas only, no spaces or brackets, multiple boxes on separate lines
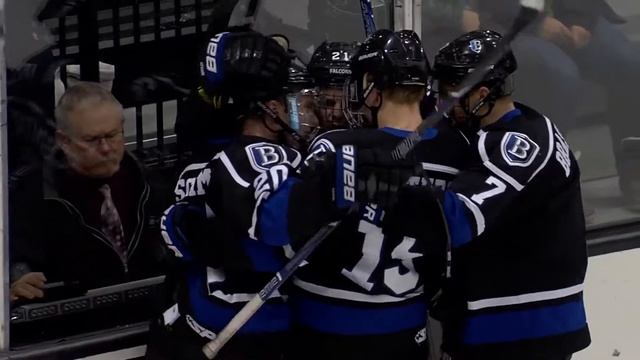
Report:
500,132,540,167
469,39,483,54
246,143,287,171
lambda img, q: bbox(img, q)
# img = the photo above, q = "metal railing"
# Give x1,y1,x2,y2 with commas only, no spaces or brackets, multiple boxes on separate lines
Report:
41,0,226,166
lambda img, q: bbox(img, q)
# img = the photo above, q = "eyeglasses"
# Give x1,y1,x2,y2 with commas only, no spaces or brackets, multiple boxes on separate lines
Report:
70,129,124,148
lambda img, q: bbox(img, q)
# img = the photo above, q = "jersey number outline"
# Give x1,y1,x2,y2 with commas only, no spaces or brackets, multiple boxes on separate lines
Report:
341,220,421,295
470,176,507,205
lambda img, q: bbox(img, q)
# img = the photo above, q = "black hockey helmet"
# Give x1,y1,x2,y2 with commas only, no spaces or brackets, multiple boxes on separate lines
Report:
198,30,313,147
346,29,430,127
288,57,315,92
434,30,517,91
433,30,518,128
306,41,361,130
199,30,291,108
308,41,359,88
350,29,430,100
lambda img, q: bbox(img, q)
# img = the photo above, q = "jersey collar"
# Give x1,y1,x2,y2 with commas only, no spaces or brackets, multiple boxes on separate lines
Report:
380,127,438,140
498,108,523,124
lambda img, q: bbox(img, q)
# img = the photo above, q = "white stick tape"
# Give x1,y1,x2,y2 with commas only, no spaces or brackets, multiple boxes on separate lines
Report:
520,0,545,12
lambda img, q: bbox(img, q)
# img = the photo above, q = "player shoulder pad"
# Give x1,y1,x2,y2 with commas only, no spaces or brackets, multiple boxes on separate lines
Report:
477,121,554,191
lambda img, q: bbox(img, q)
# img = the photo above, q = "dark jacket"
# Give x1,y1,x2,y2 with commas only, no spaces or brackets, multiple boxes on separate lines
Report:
11,151,166,289
479,0,626,32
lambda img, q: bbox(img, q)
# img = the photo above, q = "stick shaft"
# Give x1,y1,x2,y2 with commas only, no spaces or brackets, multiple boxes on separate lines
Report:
360,0,377,37
202,220,341,359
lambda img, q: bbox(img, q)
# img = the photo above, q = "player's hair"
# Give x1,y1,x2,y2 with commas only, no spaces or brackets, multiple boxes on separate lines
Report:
383,85,425,105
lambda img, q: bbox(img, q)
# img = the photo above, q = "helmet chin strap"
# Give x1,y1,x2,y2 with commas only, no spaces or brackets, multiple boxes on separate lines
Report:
256,101,307,148
362,82,380,129
461,82,503,130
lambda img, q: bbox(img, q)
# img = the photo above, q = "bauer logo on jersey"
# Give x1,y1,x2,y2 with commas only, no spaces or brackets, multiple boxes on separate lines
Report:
247,144,288,171
500,132,540,167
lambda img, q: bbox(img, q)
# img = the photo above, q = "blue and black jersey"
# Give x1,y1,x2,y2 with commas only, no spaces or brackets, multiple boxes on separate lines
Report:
437,104,591,359
161,135,302,338
258,121,471,337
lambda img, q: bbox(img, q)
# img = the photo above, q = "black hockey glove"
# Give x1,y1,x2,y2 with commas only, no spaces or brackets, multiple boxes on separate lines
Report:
334,144,431,209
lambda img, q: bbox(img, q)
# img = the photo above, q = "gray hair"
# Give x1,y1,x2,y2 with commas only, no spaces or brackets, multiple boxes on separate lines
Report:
54,81,122,131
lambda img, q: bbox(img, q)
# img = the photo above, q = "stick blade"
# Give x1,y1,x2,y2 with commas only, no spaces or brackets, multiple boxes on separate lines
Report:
520,0,545,12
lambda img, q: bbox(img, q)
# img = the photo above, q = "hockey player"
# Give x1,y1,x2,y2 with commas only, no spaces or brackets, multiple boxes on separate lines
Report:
146,30,301,360
254,29,472,360
307,41,361,131
351,30,591,360
284,50,319,147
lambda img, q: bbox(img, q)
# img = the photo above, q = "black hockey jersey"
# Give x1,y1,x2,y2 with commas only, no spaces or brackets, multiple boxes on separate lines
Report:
258,122,471,335
438,104,591,358
161,135,302,336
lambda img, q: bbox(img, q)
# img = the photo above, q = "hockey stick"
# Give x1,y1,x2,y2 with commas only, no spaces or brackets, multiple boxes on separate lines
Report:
202,218,344,359
201,2,377,359
360,0,377,37
392,0,546,161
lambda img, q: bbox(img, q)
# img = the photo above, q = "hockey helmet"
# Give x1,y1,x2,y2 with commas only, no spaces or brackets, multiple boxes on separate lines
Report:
307,41,361,130
349,29,430,103
308,41,359,88
199,30,291,107
434,30,517,90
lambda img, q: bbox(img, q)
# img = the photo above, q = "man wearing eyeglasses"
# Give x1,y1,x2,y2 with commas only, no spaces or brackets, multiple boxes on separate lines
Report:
10,82,164,302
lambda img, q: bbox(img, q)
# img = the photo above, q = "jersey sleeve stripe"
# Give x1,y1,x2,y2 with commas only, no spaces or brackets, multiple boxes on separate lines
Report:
218,151,251,188
292,293,428,335
307,129,345,151
291,150,302,168
421,162,460,175
456,193,487,237
458,129,471,145
463,298,587,345
160,204,193,261
527,116,555,183
293,278,424,303
179,162,209,175
467,283,584,311
478,131,525,191
248,192,266,240
206,267,283,303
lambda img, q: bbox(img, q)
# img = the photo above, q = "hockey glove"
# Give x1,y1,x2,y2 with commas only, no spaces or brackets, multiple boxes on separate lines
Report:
160,202,221,267
336,144,430,209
